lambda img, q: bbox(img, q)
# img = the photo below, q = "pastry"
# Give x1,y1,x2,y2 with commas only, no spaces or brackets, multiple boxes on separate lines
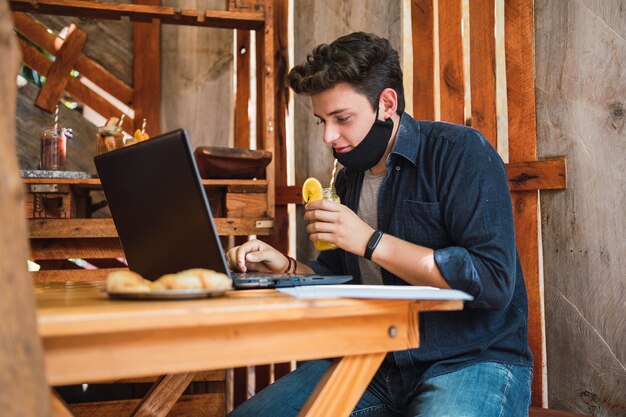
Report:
106,270,152,293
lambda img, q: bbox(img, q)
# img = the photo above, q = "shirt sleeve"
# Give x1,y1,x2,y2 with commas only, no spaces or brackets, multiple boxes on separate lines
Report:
433,130,519,310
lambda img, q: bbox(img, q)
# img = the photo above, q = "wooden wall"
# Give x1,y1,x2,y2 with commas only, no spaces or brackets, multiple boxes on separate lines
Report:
293,0,402,261
161,0,234,150
535,1,626,415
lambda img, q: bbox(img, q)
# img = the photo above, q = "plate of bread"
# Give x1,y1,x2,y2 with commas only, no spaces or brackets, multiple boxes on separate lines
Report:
106,268,232,300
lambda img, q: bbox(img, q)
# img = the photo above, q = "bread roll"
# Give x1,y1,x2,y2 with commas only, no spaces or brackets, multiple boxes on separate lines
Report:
183,268,232,291
106,270,151,293
157,272,203,290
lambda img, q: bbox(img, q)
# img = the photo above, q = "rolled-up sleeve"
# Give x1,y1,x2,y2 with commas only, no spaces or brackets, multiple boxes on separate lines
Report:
434,130,518,310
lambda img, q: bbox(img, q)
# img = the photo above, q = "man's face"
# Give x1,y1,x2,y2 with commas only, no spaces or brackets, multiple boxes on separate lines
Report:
311,83,378,154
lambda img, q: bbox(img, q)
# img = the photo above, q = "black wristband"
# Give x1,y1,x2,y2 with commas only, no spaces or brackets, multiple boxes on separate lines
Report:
364,230,384,260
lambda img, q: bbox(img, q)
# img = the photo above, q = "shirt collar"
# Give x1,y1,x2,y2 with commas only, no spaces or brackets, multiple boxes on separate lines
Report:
388,112,420,167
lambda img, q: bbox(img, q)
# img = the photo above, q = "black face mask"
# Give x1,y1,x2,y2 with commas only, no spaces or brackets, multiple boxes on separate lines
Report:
332,111,394,172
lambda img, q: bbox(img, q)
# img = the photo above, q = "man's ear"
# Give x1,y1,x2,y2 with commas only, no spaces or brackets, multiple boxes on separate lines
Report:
378,88,398,119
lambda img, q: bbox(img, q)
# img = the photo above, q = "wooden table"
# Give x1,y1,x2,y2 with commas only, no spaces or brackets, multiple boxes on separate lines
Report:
36,282,463,417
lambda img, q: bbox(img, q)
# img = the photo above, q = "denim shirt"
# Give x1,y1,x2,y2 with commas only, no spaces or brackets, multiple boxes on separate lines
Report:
308,113,533,380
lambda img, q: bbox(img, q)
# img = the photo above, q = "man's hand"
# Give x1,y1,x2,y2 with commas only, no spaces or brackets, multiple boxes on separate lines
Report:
304,198,374,256
226,239,288,273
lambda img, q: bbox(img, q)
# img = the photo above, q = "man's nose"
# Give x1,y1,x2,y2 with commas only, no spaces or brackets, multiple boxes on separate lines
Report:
323,127,339,144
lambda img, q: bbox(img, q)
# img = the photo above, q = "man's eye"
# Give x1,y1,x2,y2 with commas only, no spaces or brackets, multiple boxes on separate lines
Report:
337,115,351,123
315,118,324,125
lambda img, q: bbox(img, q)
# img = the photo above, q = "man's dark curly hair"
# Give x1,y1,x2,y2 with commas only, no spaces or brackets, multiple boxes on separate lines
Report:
288,32,405,115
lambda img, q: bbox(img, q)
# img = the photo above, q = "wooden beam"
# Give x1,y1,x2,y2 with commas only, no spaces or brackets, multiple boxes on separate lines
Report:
438,0,465,124
411,0,435,120
13,12,133,104
32,269,126,282
507,158,566,191
29,218,119,238
276,158,567,206
298,354,386,417
35,23,87,112
9,0,265,30
469,0,497,146
260,0,288,253
234,30,251,149
130,373,195,417
133,0,161,137
19,38,135,131
51,390,76,417
0,1,52,414
505,0,543,408
69,394,224,417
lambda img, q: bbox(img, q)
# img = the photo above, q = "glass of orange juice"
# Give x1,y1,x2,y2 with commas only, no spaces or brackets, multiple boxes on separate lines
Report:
303,178,340,251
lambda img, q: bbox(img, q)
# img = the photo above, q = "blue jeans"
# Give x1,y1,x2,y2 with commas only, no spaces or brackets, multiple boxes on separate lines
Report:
227,358,532,417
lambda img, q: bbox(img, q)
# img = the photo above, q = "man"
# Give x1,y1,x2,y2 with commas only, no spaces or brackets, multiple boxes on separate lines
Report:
226,32,532,417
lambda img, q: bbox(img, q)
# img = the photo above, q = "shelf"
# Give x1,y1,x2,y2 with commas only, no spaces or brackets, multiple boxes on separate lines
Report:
9,0,265,30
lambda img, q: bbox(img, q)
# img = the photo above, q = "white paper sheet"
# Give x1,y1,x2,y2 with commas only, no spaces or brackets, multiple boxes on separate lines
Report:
278,285,473,301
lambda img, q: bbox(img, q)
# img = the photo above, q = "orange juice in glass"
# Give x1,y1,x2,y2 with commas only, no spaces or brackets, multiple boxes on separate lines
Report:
313,187,341,250
302,177,340,251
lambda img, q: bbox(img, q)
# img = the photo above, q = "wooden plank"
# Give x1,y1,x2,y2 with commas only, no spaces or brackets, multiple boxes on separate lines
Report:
19,38,135,132
30,237,124,260
133,0,161,137
51,390,76,417
109,370,226,384
0,2,52,414
235,30,251,149
69,394,224,417
261,0,275,219
35,23,87,112
469,0,497,146
21,177,268,187
529,407,590,417
29,218,118,238
275,185,301,205
438,0,465,124
214,217,273,235
130,373,194,417
12,12,133,105
228,0,264,12
535,2,626,415
260,0,288,252
507,158,566,191
226,193,268,218
9,0,265,30
505,0,543,407
32,269,125,282
276,159,566,206
298,353,386,417
411,0,435,120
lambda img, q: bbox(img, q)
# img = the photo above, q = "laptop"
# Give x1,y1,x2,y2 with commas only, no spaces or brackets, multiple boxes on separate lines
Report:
94,129,352,289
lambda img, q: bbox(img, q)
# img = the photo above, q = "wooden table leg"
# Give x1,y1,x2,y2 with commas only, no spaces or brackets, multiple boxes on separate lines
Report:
129,372,195,417
51,390,75,417
297,352,386,417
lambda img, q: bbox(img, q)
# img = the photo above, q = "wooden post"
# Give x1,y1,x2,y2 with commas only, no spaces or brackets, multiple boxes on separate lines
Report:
438,0,465,124
504,0,544,408
133,0,161,137
0,3,52,416
411,0,435,120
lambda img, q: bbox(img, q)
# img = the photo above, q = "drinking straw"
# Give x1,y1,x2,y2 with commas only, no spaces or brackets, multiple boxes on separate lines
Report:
53,104,59,131
141,118,147,135
329,158,338,189
117,113,126,127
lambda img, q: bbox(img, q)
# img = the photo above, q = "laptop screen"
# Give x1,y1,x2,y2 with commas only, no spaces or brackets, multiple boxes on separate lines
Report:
94,129,231,281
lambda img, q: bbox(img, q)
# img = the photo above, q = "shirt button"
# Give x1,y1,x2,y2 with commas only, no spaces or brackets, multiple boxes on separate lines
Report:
395,166,400,171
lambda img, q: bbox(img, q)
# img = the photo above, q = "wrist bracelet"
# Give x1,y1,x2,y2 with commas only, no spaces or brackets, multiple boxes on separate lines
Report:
283,255,296,273
364,230,384,261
